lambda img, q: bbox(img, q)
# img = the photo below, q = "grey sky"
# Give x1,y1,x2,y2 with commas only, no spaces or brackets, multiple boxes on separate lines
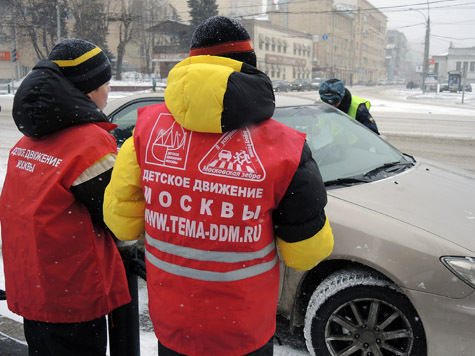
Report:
368,0,475,56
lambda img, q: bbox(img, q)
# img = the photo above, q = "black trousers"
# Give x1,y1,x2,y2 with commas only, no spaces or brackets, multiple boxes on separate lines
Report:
23,316,107,356
158,336,274,356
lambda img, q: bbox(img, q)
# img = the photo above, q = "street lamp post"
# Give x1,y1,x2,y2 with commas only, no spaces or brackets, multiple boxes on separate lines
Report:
422,15,430,93
412,4,431,93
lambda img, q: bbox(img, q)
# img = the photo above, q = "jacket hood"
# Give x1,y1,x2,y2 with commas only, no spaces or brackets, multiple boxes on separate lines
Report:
12,59,109,138
164,55,275,133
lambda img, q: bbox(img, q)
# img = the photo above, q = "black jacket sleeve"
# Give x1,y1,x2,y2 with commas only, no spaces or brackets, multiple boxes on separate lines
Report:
70,169,112,226
273,142,328,242
355,103,379,135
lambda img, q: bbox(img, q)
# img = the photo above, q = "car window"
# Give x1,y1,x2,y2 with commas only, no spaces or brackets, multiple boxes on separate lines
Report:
109,99,163,146
273,104,405,182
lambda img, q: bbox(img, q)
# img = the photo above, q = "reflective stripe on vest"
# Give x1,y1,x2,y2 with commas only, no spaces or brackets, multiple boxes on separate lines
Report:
348,95,371,119
145,233,278,282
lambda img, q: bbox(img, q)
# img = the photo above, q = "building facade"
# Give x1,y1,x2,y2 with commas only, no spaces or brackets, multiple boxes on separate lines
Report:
385,30,409,82
268,0,386,85
352,0,386,84
1,0,387,85
241,19,313,82
433,45,475,83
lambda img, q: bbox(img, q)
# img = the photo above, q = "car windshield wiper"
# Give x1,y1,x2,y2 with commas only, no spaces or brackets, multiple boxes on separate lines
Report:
324,159,415,187
324,176,371,187
363,160,414,178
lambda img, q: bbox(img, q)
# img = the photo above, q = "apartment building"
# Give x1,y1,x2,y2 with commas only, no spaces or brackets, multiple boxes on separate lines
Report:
268,0,386,84
352,0,386,84
241,19,313,81
385,30,409,82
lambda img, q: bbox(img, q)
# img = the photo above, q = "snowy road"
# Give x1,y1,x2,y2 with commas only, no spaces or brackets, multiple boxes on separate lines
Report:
297,85,475,172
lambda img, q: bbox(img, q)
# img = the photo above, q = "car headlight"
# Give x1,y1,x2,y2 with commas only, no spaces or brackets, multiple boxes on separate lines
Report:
441,256,475,289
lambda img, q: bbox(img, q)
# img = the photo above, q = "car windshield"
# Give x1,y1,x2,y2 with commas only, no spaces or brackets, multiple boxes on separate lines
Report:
273,104,413,185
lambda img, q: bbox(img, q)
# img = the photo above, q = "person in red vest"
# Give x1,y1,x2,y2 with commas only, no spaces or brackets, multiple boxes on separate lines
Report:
0,39,131,355
104,16,334,356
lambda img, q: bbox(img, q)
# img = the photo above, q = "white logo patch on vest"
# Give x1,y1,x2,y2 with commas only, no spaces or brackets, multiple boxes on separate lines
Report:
199,129,266,182
145,113,192,170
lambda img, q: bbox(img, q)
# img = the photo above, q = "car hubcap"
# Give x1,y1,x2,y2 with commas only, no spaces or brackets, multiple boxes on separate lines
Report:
324,298,414,356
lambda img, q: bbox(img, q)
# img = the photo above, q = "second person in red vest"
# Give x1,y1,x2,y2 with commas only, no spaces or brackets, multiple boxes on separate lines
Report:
0,39,131,355
104,16,334,356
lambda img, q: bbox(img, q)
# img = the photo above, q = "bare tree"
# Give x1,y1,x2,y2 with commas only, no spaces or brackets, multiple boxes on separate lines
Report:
67,0,111,56
7,0,69,60
108,0,140,80
136,0,178,74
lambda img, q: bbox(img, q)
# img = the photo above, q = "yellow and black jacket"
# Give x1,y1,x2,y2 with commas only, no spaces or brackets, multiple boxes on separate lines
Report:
104,55,333,272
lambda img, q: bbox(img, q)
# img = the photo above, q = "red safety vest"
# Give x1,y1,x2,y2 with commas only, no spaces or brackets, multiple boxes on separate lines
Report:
0,123,131,323
133,103,305,356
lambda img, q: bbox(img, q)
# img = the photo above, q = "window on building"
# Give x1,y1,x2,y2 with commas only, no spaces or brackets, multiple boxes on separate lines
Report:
265,42,269,50
463,61,468,73
470,62,475,72
456,62,461,71
259,41,263,50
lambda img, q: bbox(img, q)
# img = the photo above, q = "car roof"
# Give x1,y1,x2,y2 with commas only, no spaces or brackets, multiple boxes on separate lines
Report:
104,91,165,116
104,91,317,116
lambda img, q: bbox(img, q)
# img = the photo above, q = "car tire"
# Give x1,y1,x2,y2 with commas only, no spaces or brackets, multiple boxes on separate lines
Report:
304,269,427,356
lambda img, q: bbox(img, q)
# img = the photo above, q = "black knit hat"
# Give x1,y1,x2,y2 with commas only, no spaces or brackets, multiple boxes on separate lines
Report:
190,16,257,67
48,38,111,93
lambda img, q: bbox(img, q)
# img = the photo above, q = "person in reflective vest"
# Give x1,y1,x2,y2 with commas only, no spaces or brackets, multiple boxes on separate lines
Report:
104,16,334,356
319,78,380,134
0,39,131,355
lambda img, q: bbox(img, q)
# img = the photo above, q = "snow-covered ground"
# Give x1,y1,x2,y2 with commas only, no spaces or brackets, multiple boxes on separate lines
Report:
0,85,474,355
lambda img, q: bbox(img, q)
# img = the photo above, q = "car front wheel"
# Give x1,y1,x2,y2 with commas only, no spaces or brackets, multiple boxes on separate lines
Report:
304,269,427,356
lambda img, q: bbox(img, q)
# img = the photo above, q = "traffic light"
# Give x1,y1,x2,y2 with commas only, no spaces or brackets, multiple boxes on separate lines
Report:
11,48,17,62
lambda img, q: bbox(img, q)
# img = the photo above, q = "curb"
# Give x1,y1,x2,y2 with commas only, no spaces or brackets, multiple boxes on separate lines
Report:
0,316,27,355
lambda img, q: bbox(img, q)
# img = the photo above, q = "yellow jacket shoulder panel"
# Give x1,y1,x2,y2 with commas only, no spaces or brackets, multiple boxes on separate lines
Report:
104,137,145,241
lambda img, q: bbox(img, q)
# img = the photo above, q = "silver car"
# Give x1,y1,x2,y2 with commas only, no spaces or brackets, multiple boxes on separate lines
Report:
105,93,475,356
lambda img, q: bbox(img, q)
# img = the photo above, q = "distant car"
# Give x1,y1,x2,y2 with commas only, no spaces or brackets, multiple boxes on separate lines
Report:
290,78,313,91
105,93,475,356
439,82,449,92
463,83,472,92
272,80,290,92
311,78,322,90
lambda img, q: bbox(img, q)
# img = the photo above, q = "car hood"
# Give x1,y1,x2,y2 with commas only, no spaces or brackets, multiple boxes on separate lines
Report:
328,158,475,253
